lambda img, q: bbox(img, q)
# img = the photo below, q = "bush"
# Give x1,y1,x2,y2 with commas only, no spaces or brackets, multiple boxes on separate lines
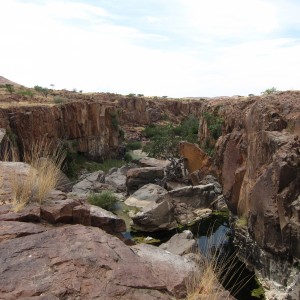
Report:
261,87,278,95
203,112,223,140
34,85,50,97
124,152,133,162
126,141,142,150
5,84,14,94
87,191,117,211
142,115,199,159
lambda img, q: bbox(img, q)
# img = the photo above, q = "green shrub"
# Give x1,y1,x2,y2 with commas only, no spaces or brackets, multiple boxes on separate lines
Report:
261,87,278,95
126,141,142,150
124,152,133,162
5,84,14,94
203,112,223,140
34,85,50,97
87,191,117,211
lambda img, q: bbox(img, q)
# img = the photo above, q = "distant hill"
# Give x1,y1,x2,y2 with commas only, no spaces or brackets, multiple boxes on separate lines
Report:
0,76,21,86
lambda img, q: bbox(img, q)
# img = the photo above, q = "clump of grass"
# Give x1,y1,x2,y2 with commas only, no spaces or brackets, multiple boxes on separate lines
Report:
11,139,66,211
87,191,117,211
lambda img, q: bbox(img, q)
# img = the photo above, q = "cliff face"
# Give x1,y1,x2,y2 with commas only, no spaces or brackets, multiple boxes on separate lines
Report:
199,92,300,290
0,102,120,161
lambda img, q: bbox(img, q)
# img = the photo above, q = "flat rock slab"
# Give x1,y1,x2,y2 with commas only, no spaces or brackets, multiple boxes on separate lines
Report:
0,221,46,242
0,224,194,299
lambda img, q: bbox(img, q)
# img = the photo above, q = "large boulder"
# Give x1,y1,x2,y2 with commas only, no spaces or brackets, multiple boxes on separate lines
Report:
131,182,222,231
126,167,164,194
104,165,133,192
132,195,177,232
0,224,196,299
72,170,106,194
125,183,167,209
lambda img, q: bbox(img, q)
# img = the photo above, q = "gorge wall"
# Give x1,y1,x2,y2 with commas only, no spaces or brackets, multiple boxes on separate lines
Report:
0,102,119,161
198,91,300,297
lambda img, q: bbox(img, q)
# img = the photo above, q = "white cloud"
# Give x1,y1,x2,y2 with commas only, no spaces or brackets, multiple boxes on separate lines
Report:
0,0,299,97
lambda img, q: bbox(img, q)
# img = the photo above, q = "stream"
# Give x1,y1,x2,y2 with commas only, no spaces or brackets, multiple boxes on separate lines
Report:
115,201,264,299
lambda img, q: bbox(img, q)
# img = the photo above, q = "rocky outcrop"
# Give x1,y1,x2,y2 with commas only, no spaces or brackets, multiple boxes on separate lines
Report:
132,183,221,231
0,101,120,161
0,224,196,299
179,141,213,177
198,92,300,298
126,167,165,193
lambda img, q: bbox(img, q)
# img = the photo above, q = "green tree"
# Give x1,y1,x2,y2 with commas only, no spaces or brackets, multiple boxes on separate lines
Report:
34,85,50,98
261,87,278,95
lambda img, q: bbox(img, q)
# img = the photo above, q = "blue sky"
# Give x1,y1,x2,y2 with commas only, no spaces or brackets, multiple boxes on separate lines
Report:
1,0,300,97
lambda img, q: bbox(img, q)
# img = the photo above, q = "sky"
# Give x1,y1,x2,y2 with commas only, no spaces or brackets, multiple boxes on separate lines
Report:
1,0,300,97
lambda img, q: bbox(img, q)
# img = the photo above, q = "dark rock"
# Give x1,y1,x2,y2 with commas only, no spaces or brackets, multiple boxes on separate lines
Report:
40,198,80,224
126,167,164,193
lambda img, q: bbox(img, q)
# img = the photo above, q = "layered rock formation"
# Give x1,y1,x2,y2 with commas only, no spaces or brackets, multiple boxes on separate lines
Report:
198,91,300,298
0,102,120,161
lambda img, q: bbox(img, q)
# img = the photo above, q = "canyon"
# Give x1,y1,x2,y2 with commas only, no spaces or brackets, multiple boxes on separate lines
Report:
0,85,299,299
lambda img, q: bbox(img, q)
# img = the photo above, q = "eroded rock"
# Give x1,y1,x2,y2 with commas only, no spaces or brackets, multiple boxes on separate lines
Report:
0,224,195,299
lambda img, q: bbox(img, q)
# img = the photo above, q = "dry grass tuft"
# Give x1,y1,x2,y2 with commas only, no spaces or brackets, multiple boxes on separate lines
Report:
10,139,66,211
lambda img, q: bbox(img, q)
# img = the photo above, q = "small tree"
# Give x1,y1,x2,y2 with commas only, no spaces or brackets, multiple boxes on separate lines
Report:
34,85,50,98
261,87,278,95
